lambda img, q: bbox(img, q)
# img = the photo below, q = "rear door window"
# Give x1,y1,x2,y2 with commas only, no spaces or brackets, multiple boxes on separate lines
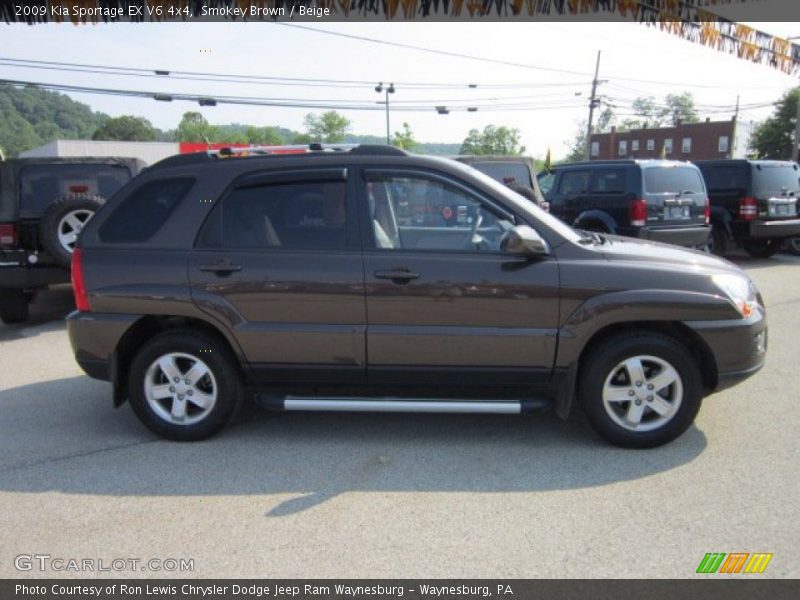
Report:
19,164,132,218
752,163,800,195
557,170,590,195
704,166,743,190
590,168,626,193
198,179,348,251
99,178,195,243
644,167,704,194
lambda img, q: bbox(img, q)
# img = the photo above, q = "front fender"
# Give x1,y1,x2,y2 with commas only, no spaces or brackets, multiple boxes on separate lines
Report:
555,288,740,370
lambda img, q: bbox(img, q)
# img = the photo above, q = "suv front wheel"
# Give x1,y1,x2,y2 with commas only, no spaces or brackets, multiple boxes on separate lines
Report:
579,332,703,448
128,330,243,441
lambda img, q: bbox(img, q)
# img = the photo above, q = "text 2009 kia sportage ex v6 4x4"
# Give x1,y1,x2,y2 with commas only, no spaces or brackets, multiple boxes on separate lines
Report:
66,145,766,448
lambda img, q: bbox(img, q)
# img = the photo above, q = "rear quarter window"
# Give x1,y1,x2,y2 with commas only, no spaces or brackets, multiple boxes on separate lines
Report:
470,162,533,187
703,165,743,190
98,177,195,243
644,167,704,194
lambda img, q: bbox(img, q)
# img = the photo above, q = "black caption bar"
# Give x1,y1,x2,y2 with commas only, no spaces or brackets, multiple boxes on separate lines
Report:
3,580,800,600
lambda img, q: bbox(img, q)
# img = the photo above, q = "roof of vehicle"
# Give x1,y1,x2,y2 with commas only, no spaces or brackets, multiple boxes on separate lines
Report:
555,159,698,169
453,155,534,163
694,159,799,167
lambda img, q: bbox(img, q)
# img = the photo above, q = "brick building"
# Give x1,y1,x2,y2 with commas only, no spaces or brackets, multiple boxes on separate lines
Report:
589,117,752,162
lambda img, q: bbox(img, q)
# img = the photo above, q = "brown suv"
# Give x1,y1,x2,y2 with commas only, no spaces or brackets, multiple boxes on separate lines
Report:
66,145,766,448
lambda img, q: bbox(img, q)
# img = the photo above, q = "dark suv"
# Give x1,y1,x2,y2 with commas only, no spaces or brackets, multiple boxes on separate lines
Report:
453,155,548,208
538,160,711,248
0,157,144,323
694,159,800,257
67,145,766,448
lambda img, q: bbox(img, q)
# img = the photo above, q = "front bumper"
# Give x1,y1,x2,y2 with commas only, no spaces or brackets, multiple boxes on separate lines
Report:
619,225,711,247
685,308,767,393
737,218,800,240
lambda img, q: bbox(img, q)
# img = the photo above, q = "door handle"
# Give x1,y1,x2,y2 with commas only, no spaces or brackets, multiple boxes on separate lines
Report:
374,270,420,282
199,260,243,275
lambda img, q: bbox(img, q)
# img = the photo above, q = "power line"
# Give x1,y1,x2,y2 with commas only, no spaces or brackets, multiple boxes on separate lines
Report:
277,23,795,91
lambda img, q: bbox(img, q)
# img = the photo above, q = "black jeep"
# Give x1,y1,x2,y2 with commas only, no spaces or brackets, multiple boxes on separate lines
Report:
0,156,144,323
694,159,800,257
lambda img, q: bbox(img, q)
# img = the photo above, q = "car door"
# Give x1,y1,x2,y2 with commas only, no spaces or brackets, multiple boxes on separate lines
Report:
358,168,560,385
189,167,367,385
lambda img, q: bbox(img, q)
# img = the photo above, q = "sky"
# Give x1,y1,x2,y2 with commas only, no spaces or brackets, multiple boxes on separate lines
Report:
1,14,799,159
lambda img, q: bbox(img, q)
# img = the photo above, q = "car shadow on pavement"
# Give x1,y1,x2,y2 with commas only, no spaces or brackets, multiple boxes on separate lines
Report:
0,375,708,516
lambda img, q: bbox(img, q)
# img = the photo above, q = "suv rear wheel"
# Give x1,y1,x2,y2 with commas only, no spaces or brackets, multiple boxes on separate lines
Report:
39,193,105,267
128,330,243,441
579,332,702,448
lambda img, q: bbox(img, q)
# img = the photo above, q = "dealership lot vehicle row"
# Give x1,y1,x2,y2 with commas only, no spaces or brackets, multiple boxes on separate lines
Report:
0,254,797,577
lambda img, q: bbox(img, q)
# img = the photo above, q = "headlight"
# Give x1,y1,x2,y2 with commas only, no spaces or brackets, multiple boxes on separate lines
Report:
712,273,759,317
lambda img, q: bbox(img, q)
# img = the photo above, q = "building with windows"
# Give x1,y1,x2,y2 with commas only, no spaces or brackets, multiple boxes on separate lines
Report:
588,117,752,162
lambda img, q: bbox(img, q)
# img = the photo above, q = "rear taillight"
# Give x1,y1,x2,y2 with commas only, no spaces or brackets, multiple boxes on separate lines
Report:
739,197,757,221
704,198,710,225
629,199,647,227
0,223,17,247
69,184,89,194
71,248,91,312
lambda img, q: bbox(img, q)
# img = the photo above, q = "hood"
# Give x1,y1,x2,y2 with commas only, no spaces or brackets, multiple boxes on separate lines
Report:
599,235,742,274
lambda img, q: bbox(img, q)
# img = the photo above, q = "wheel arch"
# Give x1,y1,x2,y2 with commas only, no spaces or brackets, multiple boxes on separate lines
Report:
112,314,249,407
556,320,718,420
573,209,617,233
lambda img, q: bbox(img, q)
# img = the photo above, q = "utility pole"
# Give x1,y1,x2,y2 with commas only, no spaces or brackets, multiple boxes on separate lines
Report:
585,51,602,161
375,82,396,145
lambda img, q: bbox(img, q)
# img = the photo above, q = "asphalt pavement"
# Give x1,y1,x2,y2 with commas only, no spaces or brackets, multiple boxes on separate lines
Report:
0,256,798,578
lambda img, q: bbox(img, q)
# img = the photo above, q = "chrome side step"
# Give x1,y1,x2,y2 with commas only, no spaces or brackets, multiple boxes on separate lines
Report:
255,395,551,414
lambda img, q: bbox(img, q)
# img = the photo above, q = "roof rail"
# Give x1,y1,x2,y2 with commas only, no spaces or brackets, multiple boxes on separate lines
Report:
149,143,407,171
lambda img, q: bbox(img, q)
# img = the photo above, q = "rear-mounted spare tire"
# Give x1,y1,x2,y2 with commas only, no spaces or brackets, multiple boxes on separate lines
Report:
39,193,105,267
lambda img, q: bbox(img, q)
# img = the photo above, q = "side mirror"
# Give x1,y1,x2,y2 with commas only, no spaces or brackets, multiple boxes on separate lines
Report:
501,225,550,257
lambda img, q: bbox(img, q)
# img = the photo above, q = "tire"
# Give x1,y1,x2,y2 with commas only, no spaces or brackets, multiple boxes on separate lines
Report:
742,239,779,259
39,193,105,267
784,237,800,256
707,224,728,256
578,331,703,448
0,289,30,324
127,329,244,441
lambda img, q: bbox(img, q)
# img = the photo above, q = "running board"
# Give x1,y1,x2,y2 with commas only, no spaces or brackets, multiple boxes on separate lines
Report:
255,395,551,414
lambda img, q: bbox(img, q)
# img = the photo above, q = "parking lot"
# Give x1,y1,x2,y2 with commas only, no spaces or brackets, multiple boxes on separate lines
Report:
0,252,798,579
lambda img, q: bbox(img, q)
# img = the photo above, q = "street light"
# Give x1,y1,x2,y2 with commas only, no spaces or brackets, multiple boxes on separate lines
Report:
375,82,395,144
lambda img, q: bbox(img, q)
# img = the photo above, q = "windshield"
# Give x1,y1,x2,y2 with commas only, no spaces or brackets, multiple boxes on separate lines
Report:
469,162,533,187
752,163,800,193
446,159,583,244
644,166,705,194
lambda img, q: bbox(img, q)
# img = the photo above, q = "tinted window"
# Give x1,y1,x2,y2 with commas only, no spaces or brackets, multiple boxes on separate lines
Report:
590,169,626,193
537,171,556,196
558,170,590,195
644,167,704,194
199,180,347,250
704,166,743,190
468,162,532,187
752,163,800,193
99,178,194,243
20,164,132,218
366,174,513,252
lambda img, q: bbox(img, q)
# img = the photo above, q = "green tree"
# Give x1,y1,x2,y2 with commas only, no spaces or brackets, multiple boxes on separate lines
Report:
304,111,351,143
662,92,699,125
620,93,699,131
392,122,418,150
175,111,218,142
245,126,285,145
92,115,158,141
460,125,525,155
751,87,800,160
